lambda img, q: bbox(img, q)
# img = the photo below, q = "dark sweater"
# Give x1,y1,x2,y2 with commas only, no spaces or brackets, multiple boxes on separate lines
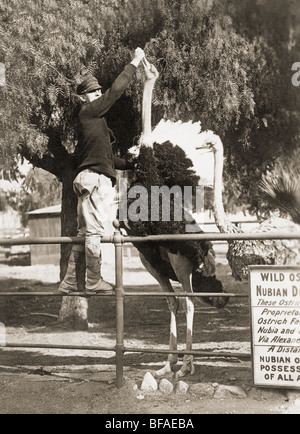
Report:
74,63,136,180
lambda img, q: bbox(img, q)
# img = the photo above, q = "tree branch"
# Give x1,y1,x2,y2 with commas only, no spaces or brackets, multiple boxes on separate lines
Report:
20,143,59,177
20,127,75,181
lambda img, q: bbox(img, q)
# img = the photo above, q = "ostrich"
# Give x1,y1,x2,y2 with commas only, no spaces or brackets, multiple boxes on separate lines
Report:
120,60,228,379
195,133,300,281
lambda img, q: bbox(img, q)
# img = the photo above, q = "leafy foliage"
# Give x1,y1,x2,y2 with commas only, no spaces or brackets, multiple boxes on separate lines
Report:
7,167,62,226
258,148,300,223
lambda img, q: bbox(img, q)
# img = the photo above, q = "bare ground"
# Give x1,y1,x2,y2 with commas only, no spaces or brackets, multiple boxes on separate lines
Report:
0,244,299,415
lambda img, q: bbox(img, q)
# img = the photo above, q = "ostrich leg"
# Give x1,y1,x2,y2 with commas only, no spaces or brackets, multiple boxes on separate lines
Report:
177,293,195,379
156,295,180,377
167,251,196,378
139,252,180,377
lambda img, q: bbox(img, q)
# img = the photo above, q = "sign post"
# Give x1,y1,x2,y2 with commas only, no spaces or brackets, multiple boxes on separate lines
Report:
249,265,300,389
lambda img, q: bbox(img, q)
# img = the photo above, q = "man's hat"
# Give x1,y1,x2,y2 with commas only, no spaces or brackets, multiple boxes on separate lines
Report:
77,75,101,95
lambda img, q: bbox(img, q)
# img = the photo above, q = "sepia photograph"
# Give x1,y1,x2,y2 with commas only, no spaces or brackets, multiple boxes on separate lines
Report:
0,0,299,417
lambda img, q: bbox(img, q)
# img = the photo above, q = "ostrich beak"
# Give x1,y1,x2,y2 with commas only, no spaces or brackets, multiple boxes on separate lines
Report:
195,144,212,152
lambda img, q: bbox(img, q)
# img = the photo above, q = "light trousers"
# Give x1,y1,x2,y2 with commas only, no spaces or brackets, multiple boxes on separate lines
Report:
73,169,115,257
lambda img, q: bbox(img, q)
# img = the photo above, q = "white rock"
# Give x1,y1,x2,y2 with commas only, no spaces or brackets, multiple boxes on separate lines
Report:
141,372,158,392
189,383,215,397
214,384,247,399
287,390,300,402
176,380,189,395
159,378,174,395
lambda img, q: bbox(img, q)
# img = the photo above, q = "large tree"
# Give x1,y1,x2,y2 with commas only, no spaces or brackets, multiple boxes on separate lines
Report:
1,0,299,327
224,0,300,212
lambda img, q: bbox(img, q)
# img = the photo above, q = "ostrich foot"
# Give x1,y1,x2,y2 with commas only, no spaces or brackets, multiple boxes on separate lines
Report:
155,361,174,378
175,355,195,379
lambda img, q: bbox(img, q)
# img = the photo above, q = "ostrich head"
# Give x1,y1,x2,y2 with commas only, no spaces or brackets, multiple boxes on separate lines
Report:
192,272,229,308
194,130,224,154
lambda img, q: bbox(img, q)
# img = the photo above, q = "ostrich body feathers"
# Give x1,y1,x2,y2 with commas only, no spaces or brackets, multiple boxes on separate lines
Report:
119,142,228,308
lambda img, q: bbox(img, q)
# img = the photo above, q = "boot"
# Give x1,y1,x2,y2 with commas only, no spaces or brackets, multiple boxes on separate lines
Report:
85,254,114,294
59,248,85,294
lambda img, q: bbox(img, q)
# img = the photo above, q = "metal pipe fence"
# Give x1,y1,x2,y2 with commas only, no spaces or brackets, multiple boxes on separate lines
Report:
0,228,300,388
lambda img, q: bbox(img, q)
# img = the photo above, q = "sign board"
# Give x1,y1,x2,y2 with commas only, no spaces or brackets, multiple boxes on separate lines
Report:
249,265,300,389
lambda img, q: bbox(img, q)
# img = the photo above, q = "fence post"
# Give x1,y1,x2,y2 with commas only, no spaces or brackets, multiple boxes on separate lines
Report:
113,220,125,388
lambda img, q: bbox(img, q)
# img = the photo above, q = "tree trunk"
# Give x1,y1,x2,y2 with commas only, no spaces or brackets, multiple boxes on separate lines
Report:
58,165,88,330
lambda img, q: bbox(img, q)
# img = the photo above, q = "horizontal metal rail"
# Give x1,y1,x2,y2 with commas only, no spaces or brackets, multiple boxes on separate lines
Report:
4,343,115,352
124,231,300,242
3,343,250,360
0,231,299,246
0,236,96,245
0,292,113,297
203,220,262,225
122,292,246,298
0,291,246,298
122,347,250,359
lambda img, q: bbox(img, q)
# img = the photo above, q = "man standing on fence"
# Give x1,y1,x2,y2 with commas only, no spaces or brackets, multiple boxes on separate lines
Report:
59,47,145,295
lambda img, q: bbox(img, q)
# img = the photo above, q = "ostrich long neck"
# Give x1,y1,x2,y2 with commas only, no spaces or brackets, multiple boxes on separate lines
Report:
141,76,156,144
212,140,239,234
